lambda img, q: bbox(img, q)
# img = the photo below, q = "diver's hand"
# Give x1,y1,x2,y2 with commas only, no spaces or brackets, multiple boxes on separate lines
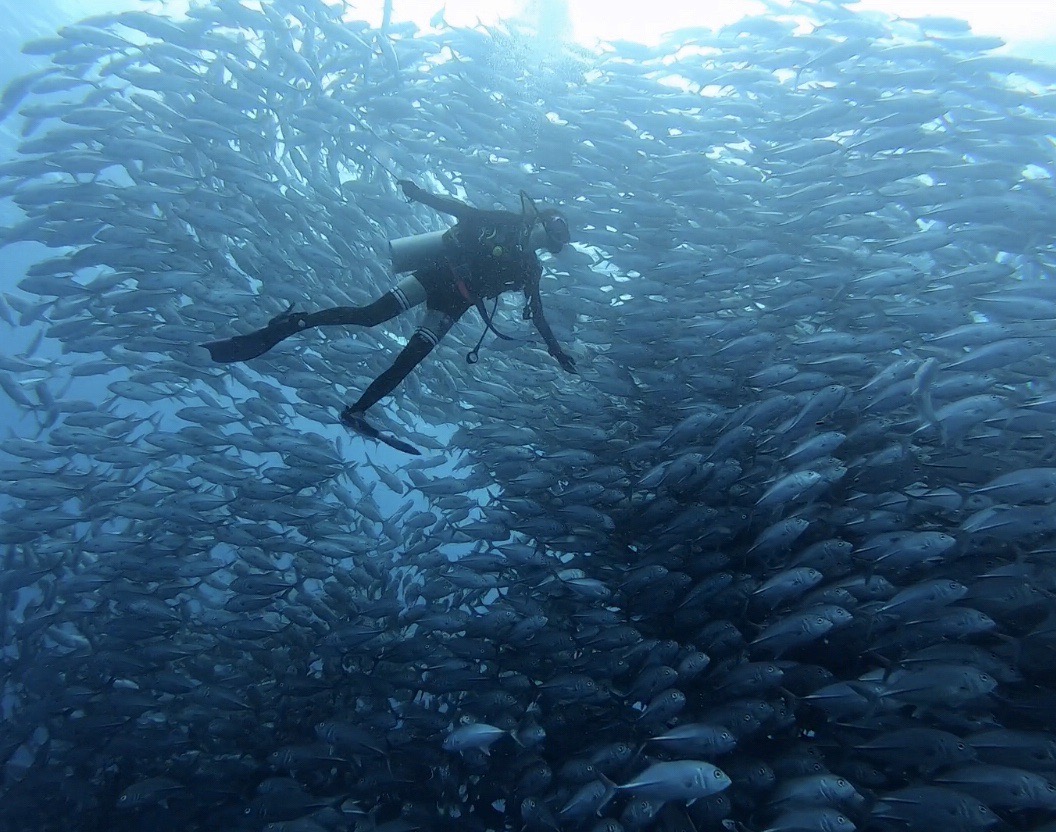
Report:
398,179,421,200
553,351,577,374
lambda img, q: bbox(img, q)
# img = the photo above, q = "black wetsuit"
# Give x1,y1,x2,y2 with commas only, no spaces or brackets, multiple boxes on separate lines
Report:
240,185,569,416
351,186,567,413
204,184,572,418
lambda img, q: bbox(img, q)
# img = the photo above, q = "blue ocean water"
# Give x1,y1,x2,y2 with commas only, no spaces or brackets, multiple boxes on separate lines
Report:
2,1,1056,830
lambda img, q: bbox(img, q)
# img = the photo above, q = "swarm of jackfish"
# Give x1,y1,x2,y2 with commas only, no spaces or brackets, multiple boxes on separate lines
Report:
1,0,1056,830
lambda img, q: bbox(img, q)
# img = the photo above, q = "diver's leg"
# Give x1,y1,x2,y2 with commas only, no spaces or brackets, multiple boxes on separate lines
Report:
341,307,457,419
204,276,427,363
301,275,427,328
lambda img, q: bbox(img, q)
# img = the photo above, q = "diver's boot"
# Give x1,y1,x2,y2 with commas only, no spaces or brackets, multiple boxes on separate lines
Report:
204,307,308,363
339,406,371,434
340,406,420,455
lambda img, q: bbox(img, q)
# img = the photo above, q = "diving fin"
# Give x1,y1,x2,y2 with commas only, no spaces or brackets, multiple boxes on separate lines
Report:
341,409,421,456
204,308,306,363
205,331,278,363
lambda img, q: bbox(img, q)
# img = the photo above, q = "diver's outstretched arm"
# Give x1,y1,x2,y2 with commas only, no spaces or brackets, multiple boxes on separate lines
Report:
400,180,526,229
525,276,576,374
399,180,475,220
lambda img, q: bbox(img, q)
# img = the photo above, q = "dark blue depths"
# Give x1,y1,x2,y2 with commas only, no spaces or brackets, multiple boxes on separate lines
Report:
1,0,1056,831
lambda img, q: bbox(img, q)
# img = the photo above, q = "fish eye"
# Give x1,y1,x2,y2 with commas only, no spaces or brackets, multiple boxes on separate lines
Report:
957,742,966,750
838,778,846,786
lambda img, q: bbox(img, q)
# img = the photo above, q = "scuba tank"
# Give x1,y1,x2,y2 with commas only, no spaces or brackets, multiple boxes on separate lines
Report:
388,230,447,274
389,190,549,274
390,225,548,274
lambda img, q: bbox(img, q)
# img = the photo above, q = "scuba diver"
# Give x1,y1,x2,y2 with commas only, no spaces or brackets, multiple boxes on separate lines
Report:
204,180,575,454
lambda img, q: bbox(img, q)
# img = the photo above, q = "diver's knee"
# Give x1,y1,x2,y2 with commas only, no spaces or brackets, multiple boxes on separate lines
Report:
417,308,455,344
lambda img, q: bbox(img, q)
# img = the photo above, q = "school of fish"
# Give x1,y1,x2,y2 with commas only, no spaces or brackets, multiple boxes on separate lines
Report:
1,0,1056,830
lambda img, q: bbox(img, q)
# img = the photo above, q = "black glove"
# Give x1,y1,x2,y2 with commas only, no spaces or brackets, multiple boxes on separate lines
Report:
398,179,419,200
553,351,577,374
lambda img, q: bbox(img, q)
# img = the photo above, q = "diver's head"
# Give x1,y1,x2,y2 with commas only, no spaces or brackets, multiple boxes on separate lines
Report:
529,208,570,254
